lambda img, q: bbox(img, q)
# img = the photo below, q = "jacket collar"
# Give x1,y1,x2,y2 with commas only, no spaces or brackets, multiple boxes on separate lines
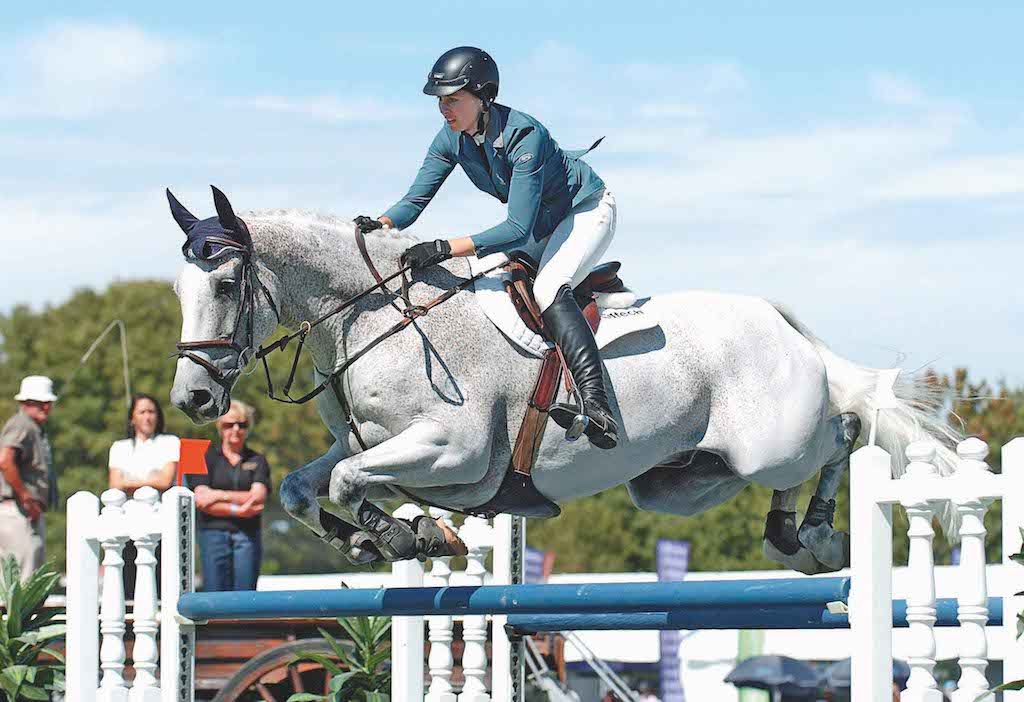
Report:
465,104,506,150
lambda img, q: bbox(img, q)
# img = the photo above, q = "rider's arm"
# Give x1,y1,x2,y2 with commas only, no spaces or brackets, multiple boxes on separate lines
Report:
381,129,457,230
469,127,545,258
447,237,476,257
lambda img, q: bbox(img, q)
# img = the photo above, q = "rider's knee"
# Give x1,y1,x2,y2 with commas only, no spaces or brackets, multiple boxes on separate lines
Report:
532,276,570,312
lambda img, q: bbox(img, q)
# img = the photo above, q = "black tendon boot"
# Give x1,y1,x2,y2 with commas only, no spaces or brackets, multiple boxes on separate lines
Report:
542,285,618,449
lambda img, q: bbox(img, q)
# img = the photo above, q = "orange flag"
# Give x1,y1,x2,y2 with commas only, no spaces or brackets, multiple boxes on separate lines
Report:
178,438,211,485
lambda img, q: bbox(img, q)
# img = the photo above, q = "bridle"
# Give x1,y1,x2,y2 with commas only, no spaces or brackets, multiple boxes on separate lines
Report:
174,227,280,387
176,222,503,449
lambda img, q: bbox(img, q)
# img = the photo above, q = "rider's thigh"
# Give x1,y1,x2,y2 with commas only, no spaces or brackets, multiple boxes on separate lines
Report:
533,189,616,310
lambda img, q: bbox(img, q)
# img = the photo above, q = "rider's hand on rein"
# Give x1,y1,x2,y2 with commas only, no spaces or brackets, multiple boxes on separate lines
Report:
354,215,384,234
401,239,453,270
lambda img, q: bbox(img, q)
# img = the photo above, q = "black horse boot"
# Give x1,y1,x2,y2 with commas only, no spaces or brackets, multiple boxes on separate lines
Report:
542,285,618,449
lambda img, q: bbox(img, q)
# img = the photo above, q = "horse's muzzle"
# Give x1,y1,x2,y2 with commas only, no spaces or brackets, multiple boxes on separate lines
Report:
170,383,225,423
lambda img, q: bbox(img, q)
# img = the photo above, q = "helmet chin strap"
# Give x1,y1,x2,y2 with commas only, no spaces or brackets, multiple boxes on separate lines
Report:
467,101,491,140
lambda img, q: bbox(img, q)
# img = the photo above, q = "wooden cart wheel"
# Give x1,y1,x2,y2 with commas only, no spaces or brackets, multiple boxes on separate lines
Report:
212,638,351,702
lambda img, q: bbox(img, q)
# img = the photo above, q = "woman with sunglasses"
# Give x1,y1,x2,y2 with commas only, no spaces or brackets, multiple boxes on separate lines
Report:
187,400,270,591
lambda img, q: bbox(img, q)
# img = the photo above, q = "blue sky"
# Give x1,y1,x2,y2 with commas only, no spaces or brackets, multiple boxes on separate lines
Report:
2,2,1022,384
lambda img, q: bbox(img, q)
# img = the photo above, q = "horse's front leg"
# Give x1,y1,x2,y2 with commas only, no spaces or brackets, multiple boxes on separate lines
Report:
279,440,382,565
328,422,471,562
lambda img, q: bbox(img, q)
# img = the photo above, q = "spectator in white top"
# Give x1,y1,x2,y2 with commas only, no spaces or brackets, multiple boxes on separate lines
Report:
107,393,180,596
108,394,179,495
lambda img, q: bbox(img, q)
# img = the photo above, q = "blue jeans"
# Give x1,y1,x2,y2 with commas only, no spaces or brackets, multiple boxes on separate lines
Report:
197,528,262,591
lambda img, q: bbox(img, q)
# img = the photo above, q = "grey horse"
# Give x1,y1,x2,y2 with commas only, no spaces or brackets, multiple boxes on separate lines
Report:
169,188,959,574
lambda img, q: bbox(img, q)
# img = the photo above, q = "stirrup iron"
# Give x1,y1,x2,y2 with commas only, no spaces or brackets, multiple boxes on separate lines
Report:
564,408,589,442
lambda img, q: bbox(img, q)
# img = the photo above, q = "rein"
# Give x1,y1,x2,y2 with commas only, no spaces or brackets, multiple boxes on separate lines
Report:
176,224,503,450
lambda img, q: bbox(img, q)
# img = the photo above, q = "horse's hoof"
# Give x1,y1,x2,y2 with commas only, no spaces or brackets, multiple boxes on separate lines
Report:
763,538,834,575
413,515,468,558
798,523,850,572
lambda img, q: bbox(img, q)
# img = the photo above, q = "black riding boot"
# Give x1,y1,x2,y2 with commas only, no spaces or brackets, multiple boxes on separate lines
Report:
542,285,618,449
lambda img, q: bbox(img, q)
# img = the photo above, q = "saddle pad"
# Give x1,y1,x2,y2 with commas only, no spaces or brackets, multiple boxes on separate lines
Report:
467,254,660,359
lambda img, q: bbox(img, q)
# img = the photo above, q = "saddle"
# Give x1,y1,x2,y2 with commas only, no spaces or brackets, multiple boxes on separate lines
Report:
472,259,628,519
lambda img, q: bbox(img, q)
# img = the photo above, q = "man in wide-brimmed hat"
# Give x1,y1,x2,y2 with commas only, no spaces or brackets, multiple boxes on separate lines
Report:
0,376,59,575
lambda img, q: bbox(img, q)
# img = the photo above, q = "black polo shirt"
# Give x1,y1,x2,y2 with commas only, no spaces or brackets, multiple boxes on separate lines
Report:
186,444,271,534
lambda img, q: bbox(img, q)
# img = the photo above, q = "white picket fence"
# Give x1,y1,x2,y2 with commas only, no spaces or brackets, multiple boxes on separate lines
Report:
61,436,1024,701
850,437,1024,701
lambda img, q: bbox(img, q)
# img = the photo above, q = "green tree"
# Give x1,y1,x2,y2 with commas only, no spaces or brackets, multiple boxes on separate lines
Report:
0,281,356,575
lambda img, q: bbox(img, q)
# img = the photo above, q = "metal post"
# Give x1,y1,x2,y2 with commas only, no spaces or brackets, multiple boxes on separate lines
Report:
160,487,195,702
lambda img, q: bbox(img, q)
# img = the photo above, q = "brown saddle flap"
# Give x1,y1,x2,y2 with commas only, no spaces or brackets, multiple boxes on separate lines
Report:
502,261,604,478
502,260,603,338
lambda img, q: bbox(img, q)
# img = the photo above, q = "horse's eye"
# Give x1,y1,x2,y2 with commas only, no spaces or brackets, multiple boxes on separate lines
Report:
216,280,237,297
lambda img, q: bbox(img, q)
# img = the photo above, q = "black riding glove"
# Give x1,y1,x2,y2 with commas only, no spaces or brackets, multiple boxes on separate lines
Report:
354,215,384,234
401,240,453,270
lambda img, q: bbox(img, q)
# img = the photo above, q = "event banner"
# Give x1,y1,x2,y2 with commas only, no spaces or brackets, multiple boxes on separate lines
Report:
656,539,690,702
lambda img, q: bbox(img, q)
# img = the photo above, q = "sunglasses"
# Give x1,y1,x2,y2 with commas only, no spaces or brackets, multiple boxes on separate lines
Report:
220,421,249,430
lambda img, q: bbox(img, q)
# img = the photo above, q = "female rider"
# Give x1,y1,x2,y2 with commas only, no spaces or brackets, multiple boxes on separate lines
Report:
358,46,618,450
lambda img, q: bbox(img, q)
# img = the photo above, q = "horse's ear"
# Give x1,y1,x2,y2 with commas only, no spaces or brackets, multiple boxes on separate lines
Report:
166,189,198,234
211,185,238,231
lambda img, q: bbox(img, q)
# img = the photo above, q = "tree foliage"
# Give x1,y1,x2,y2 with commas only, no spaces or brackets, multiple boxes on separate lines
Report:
0,281,347,574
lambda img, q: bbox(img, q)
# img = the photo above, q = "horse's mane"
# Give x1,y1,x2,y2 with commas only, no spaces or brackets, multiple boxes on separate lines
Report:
243,209,420,245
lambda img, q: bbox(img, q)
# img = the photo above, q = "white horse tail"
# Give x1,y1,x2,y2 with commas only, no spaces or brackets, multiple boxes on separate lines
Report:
773,305,962,539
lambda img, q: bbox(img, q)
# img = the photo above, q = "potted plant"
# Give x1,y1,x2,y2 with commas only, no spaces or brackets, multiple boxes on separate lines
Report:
288,616,392,702
0,556,65,701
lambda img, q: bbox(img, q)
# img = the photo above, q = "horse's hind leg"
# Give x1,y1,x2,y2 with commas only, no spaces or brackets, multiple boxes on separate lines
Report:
798,412,861,570
279,441,382,565
763,412,861,574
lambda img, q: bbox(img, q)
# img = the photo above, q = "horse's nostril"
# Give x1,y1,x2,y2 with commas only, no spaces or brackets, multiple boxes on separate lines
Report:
190,389,213,408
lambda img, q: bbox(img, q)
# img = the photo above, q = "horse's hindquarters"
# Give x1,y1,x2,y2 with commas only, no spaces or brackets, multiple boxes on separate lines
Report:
532,292,837,501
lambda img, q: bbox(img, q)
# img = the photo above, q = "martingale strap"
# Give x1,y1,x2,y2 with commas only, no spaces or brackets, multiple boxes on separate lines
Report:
254,226,504,411
178,222,507,516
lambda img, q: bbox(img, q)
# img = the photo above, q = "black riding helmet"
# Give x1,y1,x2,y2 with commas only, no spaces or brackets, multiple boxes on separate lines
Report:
423,46,499,107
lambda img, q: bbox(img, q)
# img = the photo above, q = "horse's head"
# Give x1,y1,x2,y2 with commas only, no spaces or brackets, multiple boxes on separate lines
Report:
168,186,279,422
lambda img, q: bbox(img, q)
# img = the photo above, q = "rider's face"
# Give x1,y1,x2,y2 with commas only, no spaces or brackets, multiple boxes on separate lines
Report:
438,90,482,133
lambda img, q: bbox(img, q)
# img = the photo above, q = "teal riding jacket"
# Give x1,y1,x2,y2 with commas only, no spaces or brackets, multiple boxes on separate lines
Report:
383,103,605,258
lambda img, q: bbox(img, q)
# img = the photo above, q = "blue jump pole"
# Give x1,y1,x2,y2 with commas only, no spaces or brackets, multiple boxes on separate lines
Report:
506,596,1003,633
177,576,850,621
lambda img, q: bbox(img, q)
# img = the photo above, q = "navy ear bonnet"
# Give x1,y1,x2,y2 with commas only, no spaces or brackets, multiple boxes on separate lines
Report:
167,186,252,261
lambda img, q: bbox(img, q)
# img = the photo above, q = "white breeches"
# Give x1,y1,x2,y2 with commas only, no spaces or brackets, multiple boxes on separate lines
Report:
532,189,617,312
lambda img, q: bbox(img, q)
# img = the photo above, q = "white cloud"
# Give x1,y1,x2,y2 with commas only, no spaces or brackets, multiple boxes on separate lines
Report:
870,72,927,106
870,155,1024,200
225,95,416,124
0,22,185,119
2,40,1022,383
0,190,184,311
635,102,703,120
